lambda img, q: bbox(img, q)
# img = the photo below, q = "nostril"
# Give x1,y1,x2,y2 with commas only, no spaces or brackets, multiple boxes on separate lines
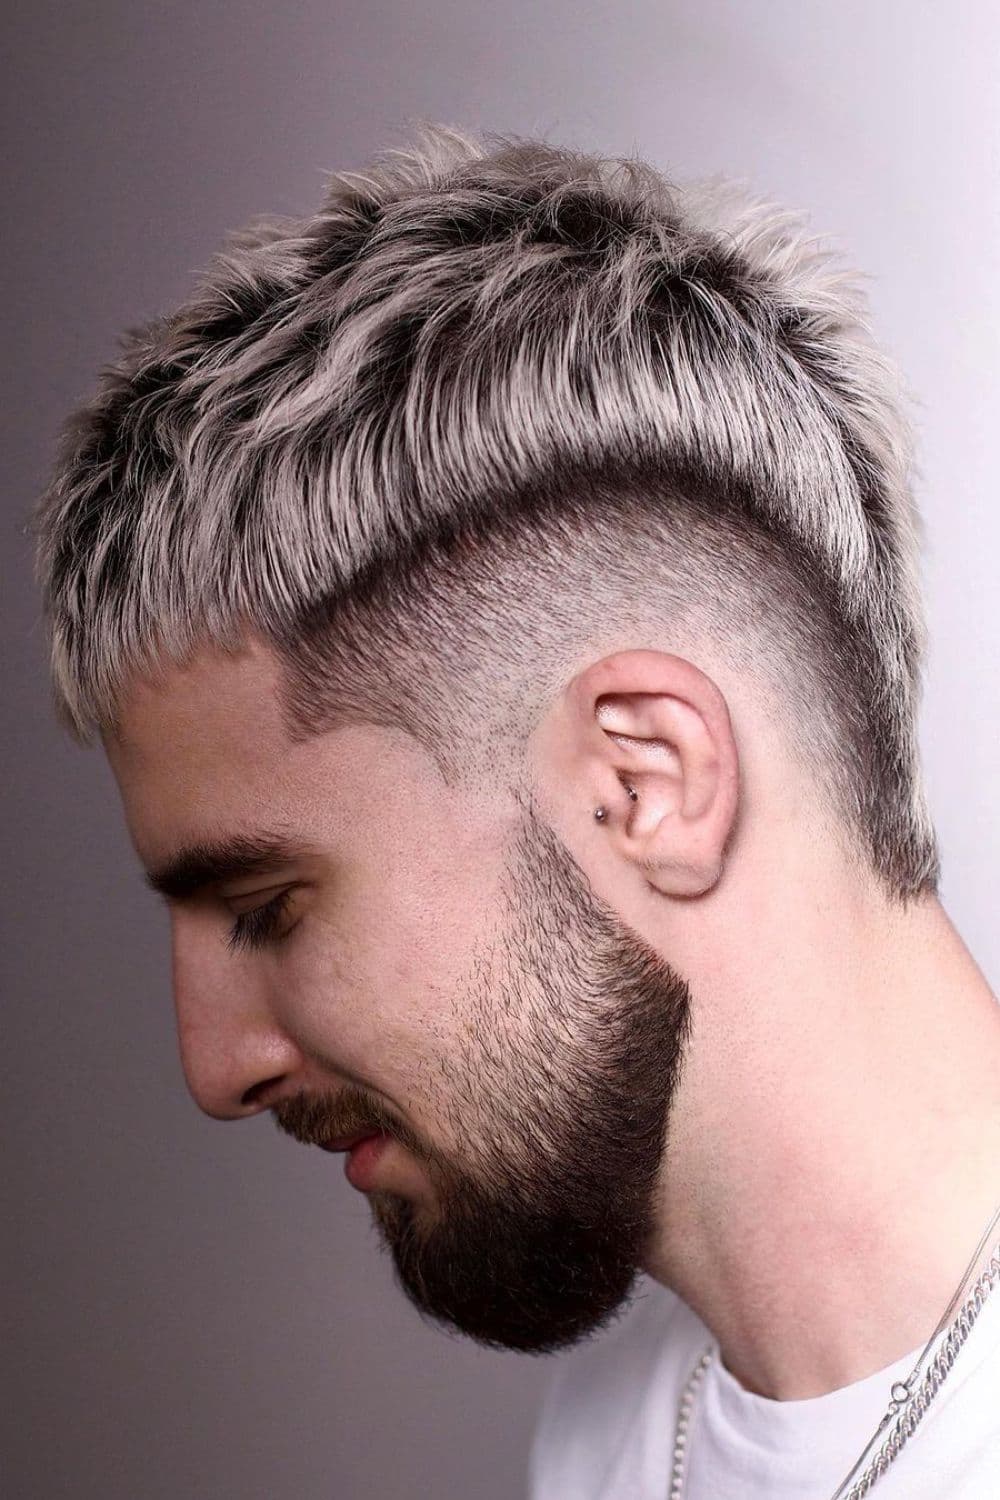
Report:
241,1075,286,1110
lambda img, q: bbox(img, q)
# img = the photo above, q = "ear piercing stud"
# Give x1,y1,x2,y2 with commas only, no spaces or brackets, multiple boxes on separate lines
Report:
594,785,638,822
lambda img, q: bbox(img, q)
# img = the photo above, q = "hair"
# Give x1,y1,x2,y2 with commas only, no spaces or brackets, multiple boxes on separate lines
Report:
30,122,940,901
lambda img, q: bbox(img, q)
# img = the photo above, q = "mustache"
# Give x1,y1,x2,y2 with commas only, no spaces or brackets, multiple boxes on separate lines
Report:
271,1083,402,1149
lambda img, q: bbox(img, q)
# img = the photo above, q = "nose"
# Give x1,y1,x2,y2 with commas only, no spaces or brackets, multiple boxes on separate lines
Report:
170,912,305,1119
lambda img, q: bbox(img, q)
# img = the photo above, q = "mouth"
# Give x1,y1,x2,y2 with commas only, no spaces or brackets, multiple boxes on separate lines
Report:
318,1130,385,1154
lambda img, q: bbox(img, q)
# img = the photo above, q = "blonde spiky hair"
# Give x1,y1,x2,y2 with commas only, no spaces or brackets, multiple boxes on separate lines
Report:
30,122,939,899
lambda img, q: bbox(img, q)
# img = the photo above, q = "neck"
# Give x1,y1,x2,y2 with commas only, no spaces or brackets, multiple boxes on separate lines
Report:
644,877,1000,1400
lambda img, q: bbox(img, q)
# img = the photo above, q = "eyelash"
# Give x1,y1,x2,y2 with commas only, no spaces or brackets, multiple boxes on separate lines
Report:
226,889,295,953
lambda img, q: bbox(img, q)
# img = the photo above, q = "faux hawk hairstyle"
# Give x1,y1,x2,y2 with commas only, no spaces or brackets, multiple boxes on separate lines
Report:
30,122,940,902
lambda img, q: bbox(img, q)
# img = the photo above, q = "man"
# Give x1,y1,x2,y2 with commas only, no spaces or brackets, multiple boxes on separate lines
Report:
32,124,1000,1497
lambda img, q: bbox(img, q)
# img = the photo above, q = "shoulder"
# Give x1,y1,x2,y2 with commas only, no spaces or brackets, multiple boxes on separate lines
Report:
526,1277,705,1500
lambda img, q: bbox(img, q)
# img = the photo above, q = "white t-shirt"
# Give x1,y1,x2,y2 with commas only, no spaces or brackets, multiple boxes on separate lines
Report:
527,1274,1000,1498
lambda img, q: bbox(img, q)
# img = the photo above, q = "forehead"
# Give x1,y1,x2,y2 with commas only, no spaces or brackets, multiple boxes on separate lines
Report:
102,632,456,885
101,636,289,860
103,634,355,873
105,633,290,780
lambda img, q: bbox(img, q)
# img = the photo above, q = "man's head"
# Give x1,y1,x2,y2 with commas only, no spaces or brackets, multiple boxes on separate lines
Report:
32,124,940,1352
102,630,701,1352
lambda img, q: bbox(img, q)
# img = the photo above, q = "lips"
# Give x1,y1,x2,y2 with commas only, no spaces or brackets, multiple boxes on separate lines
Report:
319,1130,384,1153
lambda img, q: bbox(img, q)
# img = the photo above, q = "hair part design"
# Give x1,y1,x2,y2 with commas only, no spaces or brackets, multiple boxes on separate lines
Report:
29,122,940,900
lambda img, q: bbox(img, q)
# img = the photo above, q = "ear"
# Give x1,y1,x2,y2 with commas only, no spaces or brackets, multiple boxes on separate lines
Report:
532,649,741,897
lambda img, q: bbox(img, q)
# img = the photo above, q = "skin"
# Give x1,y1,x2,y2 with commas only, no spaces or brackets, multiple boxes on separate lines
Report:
104,627,1000,1397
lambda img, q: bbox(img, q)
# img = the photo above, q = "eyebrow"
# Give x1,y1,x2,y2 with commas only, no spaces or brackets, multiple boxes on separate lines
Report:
142,832,304,901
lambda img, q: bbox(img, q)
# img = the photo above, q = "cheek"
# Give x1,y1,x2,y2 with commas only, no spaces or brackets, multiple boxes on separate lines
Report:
282,852,506,1081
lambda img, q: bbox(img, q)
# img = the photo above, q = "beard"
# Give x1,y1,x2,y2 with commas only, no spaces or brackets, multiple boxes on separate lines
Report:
275,802,692,1355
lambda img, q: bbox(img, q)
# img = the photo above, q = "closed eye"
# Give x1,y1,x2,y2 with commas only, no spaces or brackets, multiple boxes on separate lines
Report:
226,888,296,953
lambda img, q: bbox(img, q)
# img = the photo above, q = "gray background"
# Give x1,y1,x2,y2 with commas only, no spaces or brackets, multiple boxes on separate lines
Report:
5,3,998,1497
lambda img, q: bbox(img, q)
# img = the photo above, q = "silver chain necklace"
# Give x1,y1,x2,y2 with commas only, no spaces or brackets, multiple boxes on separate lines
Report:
669,1201,1000,1500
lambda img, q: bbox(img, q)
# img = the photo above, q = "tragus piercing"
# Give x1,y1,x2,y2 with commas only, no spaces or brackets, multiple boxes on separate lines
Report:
594,786,638,822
